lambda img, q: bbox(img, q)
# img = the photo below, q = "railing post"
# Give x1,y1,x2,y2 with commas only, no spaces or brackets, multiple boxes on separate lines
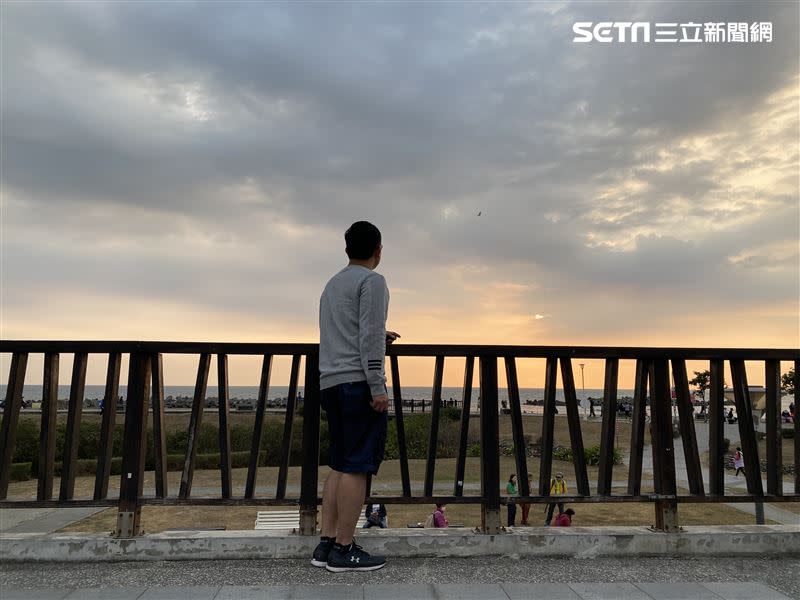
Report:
116,352,151,538
765,360,782,496
479,355,501,534
39,353,59,501
708,359,725,496
650,358,678,531
0,353,28,500
299,351,320,535
424,356,445,496
453,356,474,496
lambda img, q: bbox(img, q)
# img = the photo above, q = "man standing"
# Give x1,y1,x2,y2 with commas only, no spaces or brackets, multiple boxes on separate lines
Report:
311,221,399,573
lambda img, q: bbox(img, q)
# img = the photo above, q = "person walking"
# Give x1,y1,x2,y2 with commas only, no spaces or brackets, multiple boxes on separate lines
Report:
506,474,518,527
311,221,400,573
733,447,745,477
545,471,567,526
520,474,533,525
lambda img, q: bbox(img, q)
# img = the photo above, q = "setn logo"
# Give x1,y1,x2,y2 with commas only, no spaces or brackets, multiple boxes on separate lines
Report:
573,22,651,43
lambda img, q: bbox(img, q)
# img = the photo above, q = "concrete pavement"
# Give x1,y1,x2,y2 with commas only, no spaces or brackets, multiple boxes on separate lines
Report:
3,526,798,562
2,556,798,599
0,582,795,600
0,506,108,534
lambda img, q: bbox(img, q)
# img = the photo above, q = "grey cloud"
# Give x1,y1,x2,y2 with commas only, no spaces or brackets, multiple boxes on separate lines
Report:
1,1,798,341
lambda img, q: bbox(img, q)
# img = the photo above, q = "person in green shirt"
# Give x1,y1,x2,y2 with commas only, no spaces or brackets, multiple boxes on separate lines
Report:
506,474,518,527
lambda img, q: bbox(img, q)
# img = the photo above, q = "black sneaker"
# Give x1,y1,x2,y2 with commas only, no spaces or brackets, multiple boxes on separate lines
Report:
311,537,335,568
326,540,386,572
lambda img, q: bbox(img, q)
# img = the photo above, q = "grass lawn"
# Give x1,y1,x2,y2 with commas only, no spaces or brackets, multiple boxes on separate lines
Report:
9,411,788,531
5,456,631,501
778,503,800,515
49,456,777,534
58,485,776,534
18,411,638,447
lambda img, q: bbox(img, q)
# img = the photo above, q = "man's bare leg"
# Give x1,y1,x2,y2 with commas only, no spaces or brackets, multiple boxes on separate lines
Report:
335,472,367,546
320,470,341,538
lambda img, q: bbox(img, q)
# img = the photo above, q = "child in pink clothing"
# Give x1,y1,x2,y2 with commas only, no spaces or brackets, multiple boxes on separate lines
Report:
553,508,575,527
433,504,449,528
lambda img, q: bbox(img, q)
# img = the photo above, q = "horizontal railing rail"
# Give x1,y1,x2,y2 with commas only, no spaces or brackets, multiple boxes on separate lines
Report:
1,340,798,536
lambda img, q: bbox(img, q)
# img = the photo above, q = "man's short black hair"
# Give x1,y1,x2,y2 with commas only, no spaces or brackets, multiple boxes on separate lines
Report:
345,221,382,260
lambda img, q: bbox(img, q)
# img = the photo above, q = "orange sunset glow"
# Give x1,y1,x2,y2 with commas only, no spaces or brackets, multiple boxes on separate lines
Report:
1,3,798,389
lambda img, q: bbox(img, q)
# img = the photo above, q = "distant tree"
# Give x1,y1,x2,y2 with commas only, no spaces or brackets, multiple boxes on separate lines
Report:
781,368,796,396
689,370,711,396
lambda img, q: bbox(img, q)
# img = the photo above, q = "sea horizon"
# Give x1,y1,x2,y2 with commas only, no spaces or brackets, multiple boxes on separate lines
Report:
2,384,795,409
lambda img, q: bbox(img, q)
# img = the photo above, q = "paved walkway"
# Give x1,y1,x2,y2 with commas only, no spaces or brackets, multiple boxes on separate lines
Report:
0,506,108,534
1,582,795,599
638,420,798,525
3,557,798,599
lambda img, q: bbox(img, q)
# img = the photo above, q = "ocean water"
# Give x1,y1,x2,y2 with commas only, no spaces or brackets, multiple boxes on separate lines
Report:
2,385,793,411
3,384,621,404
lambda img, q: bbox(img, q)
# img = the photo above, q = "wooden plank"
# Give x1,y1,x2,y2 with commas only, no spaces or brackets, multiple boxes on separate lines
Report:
151,353,168,499
424,356,445,496
60,352,87,501
479,355,500,533
538,357,558,495
649,359,676,497
454,356,474,496
299,351,321,535
795,359,800,495
765,360,782,496
627,359,649,496
94,352,120,500
39,353,60,501
179,353,211,499
730,360,764,496
276,354,301,500
560,357,589,496
245,355,272,499
672,359,704,495
708,359,725,496
505,357,530,497
597,358,619,495
390,355,411,497
6,492,800,510
0,353,28,499
217,354,232,499
1,340,799,361
117,353,152,536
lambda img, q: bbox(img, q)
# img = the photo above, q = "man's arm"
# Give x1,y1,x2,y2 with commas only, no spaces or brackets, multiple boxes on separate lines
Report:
358,274,389,410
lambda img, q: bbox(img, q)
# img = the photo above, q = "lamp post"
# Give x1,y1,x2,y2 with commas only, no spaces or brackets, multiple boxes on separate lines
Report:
579,363,586,416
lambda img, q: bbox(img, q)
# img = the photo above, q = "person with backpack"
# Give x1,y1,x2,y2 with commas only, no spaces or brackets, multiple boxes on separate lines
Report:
545,471,567,526
506,474,518,527
733,447,745,477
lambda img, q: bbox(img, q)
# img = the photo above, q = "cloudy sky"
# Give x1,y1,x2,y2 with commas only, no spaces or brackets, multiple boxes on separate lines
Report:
1,1,798,387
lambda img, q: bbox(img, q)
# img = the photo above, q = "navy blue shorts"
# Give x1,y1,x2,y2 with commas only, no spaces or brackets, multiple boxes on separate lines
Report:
321,381,388,475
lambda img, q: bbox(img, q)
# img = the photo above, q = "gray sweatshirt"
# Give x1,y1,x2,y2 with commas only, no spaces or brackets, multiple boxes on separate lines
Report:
319,265,389,396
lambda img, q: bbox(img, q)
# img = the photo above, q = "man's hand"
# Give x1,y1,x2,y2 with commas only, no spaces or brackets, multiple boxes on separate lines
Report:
371,393,389,412
386,331,401,345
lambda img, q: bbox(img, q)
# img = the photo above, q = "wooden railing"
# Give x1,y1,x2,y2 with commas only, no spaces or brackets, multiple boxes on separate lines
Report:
1,341,798,537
